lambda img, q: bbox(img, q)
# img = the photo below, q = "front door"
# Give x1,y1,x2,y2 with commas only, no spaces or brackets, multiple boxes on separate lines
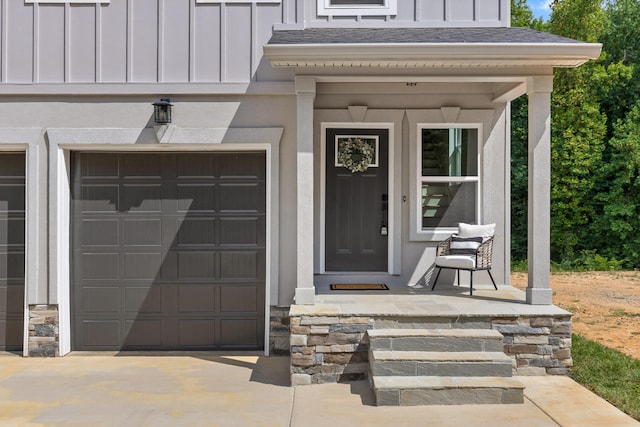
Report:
325,128,388,271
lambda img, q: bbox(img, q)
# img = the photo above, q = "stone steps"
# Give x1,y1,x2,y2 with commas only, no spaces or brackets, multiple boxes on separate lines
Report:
368,328,524,406
372,376,525,406
370,350,513,377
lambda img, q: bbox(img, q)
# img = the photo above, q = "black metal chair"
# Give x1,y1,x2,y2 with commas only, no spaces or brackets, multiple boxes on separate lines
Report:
431,235,497,296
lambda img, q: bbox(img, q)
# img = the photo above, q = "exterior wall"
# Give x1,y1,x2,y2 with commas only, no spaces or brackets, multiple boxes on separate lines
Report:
0,0,290,85
287,0,509,28
0,0,509,88
289,314,573,385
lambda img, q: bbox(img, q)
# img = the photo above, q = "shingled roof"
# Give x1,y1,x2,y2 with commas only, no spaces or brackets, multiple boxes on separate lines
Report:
268,27,583,46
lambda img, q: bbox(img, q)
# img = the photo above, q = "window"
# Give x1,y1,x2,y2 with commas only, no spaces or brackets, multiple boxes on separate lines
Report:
418,127,479,229
317,0,397,16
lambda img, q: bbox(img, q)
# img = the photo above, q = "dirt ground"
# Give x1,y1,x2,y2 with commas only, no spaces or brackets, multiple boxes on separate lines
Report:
511,271,640,360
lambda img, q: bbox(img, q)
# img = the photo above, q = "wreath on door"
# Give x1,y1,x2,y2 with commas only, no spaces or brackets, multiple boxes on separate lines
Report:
337,138,375,173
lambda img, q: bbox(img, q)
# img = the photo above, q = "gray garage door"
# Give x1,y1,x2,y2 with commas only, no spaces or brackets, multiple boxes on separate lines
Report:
0,153,25,352
72,152,266,351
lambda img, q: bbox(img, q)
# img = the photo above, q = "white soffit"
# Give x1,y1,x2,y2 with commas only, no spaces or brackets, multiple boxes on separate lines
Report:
264,43,603,69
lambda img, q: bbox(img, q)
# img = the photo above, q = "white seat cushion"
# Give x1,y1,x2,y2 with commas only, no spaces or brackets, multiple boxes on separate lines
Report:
435,255,476,270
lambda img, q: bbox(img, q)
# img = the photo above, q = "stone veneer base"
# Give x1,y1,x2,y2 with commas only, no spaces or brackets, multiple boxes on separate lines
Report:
288,314,572,385
28,305,59,357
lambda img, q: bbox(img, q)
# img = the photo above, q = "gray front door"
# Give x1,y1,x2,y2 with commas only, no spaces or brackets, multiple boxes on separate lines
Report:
0,154,25,352
325,128,388,271
72,152,266,350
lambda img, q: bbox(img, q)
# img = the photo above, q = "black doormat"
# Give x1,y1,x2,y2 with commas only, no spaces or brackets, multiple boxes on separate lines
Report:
330,283,389,291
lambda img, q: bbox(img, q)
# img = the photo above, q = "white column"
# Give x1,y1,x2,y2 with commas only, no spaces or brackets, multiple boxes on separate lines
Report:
294,77,316,305
526,76,553,305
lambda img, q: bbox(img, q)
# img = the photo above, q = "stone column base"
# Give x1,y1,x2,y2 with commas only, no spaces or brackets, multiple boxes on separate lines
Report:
28,305,59,357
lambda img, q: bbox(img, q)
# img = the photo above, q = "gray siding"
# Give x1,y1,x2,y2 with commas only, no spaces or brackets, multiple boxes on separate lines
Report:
300,0,507,28
0,0,507,87
0,0,285,85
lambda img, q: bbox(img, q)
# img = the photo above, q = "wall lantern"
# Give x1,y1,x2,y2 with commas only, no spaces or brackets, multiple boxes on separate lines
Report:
153,98,173,124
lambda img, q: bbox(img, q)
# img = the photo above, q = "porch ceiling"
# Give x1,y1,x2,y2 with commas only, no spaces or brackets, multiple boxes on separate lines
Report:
264,27,602,70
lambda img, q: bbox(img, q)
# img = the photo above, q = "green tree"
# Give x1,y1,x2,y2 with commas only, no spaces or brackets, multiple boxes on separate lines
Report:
547,0,606,262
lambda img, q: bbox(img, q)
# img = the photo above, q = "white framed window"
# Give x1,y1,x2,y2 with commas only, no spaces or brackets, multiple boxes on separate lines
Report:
418,126,480,233
317,0,397,16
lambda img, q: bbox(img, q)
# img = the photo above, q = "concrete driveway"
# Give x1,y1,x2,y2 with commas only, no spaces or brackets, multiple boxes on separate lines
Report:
0,353,637,427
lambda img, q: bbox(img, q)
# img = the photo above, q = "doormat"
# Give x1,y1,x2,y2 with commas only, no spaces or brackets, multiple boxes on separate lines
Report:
330,283,389,291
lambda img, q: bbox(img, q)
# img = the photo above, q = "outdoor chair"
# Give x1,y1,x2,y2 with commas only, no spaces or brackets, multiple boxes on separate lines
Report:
431,223,498,296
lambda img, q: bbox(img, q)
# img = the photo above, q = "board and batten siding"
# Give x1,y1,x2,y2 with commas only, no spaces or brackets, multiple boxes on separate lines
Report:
0,0,507,86
0,0,285,85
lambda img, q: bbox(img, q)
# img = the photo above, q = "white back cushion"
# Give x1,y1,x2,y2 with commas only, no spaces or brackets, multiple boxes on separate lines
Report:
458,223,495,239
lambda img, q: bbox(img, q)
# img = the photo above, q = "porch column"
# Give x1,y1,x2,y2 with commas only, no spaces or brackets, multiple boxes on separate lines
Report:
526,76,553,305
294,76,317,304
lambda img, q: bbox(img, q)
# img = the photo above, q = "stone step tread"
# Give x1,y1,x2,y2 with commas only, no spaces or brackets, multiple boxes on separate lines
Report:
368,329,503,340
372,375,525,391
371,350,513,363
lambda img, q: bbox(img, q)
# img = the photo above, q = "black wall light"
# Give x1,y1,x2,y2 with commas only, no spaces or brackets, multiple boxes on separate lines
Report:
153,98,173,124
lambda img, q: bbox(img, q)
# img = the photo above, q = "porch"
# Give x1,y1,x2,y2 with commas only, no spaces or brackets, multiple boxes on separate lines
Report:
287,283,572,392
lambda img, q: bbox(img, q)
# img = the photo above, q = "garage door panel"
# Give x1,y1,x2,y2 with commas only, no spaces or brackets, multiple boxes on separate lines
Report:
82,287,119,313
220,251,260,279
124,286,162,313
73,152,265,351
177,184,216,212
124,253,163,279
220,285,258,313
177,154,215,178
179,320,216,346
219,217,262,246
122,185,162,213
81,219,119,246
81,185,119,212
218,183,263,212
122,154,163,178
82,253,119,280
178,285,216,313
177,218,216,246
124,320,163,346
0,185,25,212
0,319,23,347
80,153,119,178
220,319,258,347
0,218,25,246
0,154,26,177
177,252,216,280
83,321,120,347
124,219,162,246
0,252,25,280
219,153,265,179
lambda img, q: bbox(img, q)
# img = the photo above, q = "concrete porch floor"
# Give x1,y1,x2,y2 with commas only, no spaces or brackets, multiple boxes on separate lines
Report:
295,283,569,318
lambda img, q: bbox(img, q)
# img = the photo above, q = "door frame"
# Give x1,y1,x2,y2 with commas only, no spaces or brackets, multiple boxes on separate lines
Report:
319,122,396,274
48,126,282,356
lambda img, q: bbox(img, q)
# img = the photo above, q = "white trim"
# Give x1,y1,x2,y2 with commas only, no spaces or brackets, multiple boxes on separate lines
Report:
317,0,397,16
264,42,602,69
407,109,495,242
319,122,395,275
47,126,282,356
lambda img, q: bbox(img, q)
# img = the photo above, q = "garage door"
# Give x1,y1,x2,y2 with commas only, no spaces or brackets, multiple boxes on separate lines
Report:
72,152,266,350
0,153,25,352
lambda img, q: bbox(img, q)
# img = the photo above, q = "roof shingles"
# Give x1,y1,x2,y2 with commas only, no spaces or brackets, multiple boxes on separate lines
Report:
268,27,582,45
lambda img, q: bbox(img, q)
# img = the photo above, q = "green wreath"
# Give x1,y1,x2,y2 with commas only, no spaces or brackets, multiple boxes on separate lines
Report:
338,138,375,173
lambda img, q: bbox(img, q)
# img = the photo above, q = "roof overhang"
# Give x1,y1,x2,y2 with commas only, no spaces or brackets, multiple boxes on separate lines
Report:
264,42,602,69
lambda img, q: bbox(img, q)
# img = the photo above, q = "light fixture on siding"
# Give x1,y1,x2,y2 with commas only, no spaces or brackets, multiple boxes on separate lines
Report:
153,98,173,124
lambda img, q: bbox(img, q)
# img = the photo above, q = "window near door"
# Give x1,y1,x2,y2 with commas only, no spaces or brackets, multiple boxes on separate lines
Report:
317,0,397,16
419,127,479,230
